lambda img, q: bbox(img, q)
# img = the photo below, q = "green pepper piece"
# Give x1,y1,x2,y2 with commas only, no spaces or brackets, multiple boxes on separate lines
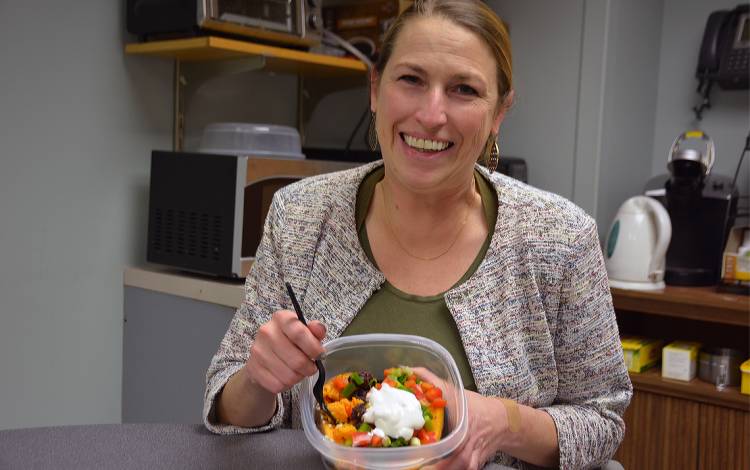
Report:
358,423,372,433
350,372,364,386
390,437,407,447
341,382,357,398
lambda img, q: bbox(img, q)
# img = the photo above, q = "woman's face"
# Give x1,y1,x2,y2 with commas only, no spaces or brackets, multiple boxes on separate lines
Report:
371,16,506,194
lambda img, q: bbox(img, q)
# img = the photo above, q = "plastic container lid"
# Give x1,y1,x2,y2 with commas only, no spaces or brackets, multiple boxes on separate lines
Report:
198,122,304,159
300,334,468,470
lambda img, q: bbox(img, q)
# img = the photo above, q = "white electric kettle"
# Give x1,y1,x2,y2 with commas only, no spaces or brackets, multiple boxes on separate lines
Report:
604,196,672,291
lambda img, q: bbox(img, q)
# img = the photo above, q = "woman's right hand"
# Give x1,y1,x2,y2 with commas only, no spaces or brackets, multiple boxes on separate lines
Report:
216,310,326,427
243,309,327,394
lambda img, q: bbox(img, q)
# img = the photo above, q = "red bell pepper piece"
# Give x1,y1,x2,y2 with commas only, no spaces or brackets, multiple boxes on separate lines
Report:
352,432,372,447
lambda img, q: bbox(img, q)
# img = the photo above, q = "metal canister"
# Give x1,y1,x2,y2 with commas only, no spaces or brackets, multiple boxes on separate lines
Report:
698,348,743,387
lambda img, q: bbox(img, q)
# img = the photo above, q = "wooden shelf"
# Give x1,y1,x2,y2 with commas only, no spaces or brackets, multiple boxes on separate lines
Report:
125,36,368,78
612,286,750,327
630,368,750,411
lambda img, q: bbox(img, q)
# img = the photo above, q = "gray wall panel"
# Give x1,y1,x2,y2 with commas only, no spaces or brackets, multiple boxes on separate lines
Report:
0,1,170,430
123,287,235,424
597,0,664,238
490,0,585,199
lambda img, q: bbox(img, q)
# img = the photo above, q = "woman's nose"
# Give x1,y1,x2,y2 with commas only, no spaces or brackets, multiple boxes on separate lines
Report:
415,89,447,128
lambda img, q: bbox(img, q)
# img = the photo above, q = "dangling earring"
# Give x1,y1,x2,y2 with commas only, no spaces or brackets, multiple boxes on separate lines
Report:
485,138,500,173
368,112,379,151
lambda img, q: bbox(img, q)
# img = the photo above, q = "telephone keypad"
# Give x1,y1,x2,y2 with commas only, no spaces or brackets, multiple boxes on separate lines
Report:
726,49,749,72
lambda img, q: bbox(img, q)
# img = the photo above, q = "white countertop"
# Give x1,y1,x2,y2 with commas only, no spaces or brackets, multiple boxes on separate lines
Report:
124,265,245,308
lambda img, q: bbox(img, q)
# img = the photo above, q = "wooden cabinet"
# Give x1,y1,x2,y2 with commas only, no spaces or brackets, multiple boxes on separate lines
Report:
612,287,750,469
616,391,701,469
698,404,750,469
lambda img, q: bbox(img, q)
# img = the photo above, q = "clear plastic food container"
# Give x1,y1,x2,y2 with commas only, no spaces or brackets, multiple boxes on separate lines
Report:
300,334,468,470
198,122,304,159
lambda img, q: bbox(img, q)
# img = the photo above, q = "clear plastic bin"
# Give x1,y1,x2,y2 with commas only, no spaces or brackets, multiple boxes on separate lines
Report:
198,122,304,159
300,334,468,470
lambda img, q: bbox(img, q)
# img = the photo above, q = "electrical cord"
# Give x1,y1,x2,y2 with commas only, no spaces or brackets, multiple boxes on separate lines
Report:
322,30,374,69
730,131,750,192
321,29,374,154
346,106,371,152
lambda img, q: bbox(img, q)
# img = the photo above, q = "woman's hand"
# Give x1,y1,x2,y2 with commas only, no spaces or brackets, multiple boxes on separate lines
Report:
244,309,327,394
427,390,507,470
411,367,507,469
216,310,326,427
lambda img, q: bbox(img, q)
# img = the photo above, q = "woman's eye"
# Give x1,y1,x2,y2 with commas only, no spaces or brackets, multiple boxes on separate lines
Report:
399,75,421,85
455,84,478,96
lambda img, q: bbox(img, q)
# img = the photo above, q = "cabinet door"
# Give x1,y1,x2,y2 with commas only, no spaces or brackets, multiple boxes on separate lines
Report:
698,404,750,469
615,390,700,469
122,287,235,424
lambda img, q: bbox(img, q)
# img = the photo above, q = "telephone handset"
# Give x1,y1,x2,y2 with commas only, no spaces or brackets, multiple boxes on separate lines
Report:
693,4,749,120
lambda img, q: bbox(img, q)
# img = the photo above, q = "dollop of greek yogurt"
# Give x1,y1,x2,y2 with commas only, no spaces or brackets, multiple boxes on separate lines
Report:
362,383,425,440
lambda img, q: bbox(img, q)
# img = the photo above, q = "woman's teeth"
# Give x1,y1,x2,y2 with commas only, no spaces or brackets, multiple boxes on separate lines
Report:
402,134,452,152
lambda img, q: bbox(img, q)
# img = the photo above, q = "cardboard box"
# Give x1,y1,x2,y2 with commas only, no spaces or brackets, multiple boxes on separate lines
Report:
323,1,403,60
662,341,701,381
722,225,750,282
621,336,664,373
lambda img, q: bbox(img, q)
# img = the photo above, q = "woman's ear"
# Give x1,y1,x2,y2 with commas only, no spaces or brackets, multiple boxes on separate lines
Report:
492,89,514,133
369,69,380,113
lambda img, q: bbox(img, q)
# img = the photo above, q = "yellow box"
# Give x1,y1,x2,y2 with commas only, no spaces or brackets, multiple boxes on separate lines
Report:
662,341,701,381
741,359,750,395
621,336,664,373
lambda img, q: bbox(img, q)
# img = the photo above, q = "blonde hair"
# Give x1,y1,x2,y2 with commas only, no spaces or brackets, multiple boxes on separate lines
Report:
375,0,513,104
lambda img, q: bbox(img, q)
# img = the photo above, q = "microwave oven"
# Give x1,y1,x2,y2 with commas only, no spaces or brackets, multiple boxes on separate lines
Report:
147,151,356,278
126,0,323,48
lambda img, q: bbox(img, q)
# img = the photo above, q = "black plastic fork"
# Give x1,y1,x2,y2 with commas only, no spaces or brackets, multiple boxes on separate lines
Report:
284,282,336,423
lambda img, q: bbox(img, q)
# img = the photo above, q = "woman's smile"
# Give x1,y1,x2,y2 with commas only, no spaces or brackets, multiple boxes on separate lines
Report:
398,132,455,159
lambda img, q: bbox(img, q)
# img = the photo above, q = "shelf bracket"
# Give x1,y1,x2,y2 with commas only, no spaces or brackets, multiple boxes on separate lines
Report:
172,56,267,151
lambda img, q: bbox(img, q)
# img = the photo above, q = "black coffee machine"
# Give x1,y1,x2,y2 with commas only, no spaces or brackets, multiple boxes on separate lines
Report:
644,131,739,286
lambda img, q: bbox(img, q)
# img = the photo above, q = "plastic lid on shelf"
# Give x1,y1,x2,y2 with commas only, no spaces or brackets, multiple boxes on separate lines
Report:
199,122,305,159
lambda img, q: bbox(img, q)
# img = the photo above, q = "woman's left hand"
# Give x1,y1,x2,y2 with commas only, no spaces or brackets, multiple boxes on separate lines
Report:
428,390,507,470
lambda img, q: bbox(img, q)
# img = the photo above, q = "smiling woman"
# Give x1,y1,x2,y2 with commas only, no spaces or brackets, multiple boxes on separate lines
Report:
204,2,631,470
367,15,505,283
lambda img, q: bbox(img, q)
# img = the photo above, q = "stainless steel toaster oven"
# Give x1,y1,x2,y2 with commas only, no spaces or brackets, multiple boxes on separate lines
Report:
147,151,355,278
127,0,323,47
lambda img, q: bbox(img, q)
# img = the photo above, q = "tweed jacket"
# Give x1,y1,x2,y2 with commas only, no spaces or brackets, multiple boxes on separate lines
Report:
203,161,632,469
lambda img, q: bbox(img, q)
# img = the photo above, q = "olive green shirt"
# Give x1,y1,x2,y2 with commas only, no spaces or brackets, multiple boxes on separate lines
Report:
341,166,498,392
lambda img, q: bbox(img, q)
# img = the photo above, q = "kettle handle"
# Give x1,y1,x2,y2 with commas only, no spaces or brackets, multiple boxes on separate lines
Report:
640,196,672,281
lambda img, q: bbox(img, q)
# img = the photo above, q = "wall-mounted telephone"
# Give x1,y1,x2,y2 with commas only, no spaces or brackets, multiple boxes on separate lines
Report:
693,4,749,120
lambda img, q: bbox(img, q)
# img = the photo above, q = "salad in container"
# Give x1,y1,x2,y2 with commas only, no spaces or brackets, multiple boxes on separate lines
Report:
300,334,468,470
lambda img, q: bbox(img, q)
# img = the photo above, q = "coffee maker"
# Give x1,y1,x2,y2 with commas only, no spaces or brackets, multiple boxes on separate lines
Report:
644,131,739,286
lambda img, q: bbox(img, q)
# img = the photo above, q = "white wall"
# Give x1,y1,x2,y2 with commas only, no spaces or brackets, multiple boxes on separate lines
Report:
489,0,585,200
0,1,171,429
595,0,664,235
652,0,749,195
490,0,666,240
